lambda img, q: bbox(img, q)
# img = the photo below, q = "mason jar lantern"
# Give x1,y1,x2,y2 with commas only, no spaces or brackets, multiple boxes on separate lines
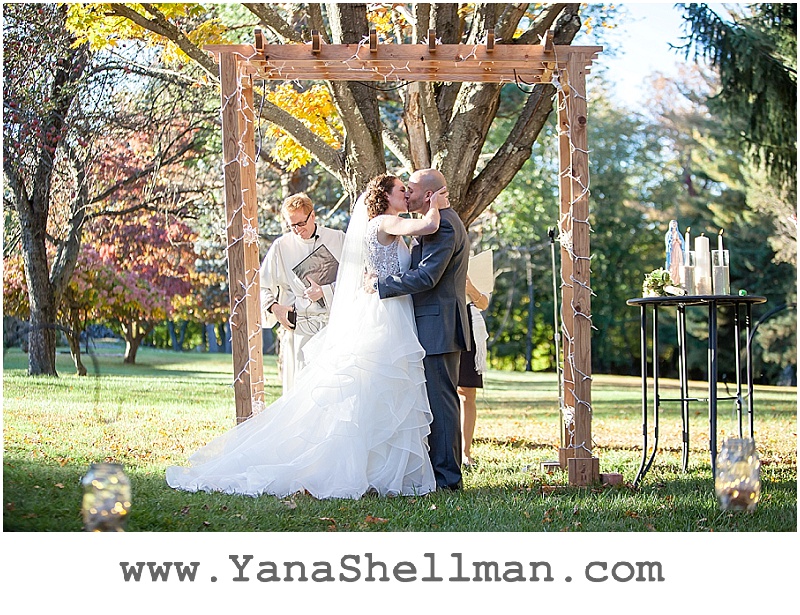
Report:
715,438,761,512
81,463,131,531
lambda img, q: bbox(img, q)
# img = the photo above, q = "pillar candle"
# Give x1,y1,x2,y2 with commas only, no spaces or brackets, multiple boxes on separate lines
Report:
684,227,691,259
695,235,712,295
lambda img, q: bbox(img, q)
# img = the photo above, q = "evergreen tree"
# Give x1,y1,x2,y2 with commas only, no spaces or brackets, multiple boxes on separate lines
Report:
677,3,797,196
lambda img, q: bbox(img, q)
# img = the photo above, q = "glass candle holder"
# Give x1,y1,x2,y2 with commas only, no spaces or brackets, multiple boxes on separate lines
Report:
715,438,761,512
712,249,730,295
81,463,131,531
681,251,696,295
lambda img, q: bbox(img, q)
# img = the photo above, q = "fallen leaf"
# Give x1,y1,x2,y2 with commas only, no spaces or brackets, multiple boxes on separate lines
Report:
54,483,64,489
429,504,437,510
364,515,388,524
318,517,337,531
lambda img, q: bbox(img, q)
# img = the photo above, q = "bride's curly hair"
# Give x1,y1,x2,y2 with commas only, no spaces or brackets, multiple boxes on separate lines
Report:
364,174,398,219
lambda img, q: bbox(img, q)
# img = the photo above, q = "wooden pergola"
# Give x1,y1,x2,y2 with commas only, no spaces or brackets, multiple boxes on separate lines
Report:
205,30,602,486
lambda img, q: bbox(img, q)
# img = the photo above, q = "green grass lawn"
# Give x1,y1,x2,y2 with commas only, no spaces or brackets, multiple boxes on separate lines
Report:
3,344,796,532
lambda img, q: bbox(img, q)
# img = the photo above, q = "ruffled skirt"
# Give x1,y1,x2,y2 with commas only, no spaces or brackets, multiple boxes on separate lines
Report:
166,292,435,499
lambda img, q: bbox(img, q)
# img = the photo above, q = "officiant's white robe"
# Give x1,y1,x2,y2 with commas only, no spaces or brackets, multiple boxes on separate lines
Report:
260,225,345,391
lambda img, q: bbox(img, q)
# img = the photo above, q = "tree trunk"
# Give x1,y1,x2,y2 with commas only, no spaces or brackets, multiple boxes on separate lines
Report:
121,319,153,364
22,212,59,375
168,320,187,351
3,6,91,376
178,321,188,349
66,327,88,376
168,320,179,350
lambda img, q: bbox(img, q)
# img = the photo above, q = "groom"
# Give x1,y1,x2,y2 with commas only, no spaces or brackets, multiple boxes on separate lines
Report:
376,168,471,490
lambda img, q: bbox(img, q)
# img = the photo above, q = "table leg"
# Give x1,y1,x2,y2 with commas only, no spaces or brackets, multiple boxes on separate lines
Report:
677,305,690,471
634,305,649,487
734,306,743,437
708,301,718,475
746,302,755,437
651,305,660,465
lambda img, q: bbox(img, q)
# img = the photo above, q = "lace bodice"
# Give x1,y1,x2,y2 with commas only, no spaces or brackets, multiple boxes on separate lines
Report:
365,217,407,278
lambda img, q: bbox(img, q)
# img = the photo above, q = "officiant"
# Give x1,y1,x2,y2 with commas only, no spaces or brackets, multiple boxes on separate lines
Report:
260,193,346,391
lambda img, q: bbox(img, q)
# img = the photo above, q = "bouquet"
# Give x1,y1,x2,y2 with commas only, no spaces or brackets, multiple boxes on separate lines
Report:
642,268,684,297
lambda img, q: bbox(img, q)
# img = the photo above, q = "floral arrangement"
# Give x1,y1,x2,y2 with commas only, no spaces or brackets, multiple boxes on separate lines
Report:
642,268,684,297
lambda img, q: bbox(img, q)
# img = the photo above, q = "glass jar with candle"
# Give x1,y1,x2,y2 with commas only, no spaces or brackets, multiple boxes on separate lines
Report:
682,251,696,295
712,249,730,295
81,462,132,531
715,438,761,512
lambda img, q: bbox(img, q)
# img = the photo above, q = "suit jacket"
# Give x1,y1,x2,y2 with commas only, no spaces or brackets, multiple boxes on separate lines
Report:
379,208,471,356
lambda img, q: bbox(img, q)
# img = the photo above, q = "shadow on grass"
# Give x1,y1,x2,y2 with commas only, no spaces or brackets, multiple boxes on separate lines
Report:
5,457,796,533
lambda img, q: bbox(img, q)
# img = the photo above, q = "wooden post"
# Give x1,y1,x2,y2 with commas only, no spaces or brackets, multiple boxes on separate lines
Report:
240,77,265,412
564,53,598,486
219,52,260,423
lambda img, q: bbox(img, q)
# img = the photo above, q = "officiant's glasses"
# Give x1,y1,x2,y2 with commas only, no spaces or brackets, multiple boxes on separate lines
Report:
289,210,313,230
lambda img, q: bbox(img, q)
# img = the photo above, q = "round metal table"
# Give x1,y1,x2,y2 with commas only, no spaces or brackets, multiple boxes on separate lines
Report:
626,294,767,486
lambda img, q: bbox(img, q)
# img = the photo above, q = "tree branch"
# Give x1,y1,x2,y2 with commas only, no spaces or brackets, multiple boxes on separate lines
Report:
382,128,413,173
107,3,219,81
260,100,345,180
243,3,302,43
88,134,201,206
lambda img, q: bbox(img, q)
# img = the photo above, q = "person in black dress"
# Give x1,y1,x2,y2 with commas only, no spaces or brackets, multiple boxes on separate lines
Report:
457,275,489,467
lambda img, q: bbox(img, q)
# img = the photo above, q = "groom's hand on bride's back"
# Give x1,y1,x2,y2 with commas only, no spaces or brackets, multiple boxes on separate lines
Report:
364,272,378,294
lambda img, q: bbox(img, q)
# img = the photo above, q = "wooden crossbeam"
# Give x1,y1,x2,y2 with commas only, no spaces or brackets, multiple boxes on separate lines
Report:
205,42,601,84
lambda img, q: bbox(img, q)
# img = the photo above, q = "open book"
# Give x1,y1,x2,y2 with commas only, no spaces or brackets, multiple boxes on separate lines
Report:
292,244,339,308
468,249,494,295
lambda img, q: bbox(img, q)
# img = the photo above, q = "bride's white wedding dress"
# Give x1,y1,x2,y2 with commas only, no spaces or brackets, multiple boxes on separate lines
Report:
166,208,436,499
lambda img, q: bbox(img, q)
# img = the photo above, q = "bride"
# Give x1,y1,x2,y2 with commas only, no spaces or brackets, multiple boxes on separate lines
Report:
166,175,447,499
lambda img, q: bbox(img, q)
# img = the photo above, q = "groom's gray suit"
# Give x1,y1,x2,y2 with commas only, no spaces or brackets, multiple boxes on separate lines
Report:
378,207,471,490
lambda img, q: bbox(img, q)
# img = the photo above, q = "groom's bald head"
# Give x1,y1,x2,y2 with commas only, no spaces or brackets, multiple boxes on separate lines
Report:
407,169,446,213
